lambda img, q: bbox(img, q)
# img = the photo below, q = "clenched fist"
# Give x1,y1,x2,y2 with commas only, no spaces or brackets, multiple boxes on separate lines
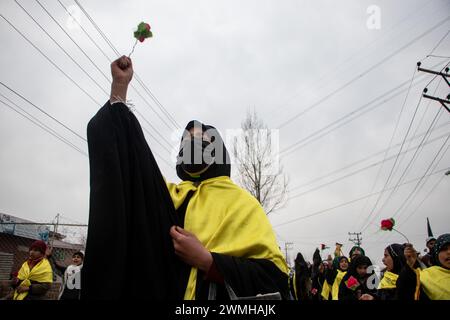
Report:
111,56,133,85
110,56,133,103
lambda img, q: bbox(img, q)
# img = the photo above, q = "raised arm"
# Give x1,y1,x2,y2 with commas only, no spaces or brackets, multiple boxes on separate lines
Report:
110,56,133,104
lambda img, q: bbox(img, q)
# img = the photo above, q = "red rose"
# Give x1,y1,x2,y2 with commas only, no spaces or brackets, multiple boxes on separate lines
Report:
138,36,146,42
380,218,395,231
144,23,151,31
311,288,318,295
345,276,360,290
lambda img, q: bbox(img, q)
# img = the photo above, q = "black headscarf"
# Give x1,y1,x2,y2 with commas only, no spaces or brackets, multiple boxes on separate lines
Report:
432,233,450,268
386,243,406,275
293,252,311,300
326,256,349,285
349,246,365,258
346,255,373,279
333,256,349,271
176,120,230,182
294,252,310,277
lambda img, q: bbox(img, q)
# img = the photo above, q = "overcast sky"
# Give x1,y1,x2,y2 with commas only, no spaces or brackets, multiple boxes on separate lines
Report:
0,0,449,268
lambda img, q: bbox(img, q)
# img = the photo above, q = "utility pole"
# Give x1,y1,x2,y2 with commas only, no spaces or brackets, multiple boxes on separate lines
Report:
417,62,450,113
348,232,362,247
51,213,60,248
284,242,293,268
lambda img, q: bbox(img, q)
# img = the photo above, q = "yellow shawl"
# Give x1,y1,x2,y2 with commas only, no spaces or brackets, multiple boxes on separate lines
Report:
13,258,53,300
292,272,298,300
166,176,288,300
331,270,346,300
420,266,450,300
321,280,331,300
378,271,398,290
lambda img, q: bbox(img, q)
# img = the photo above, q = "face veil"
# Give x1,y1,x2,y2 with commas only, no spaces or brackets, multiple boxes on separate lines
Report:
176,120,230,182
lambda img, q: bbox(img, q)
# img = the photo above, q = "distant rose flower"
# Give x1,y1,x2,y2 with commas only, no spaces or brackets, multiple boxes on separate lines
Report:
380,217,410,243
311,288,318,295
345,276,360,291
381,218,395,231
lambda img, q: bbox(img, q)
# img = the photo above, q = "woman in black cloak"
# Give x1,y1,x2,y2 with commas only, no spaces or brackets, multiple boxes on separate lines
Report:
81,56,289,300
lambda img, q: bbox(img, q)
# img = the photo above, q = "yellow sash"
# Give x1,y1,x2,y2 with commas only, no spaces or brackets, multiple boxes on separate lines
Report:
420,266,450,300
378,271,398,290
13,258,53,300
292,272,298,300
321,280,331,300
167,176,288,300
331,270,346,300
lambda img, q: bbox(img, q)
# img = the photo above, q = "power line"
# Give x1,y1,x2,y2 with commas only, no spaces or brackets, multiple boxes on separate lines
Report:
427,29,450,57
279,65,437,157
267,0,437,122
401,146,450,225
73,0,180,130
56,0,112,63
283,121,450,195
68,0,181,140
0,84,173,169
397,141,449,223
276,16,450,129
391,131,450,221
354,68,417,229
33,0,175,150
376,139,449,244
360,59,450,232
0,98,87,156
355,75,443,230
34,0,111,83
0,13,100,105
284,131,450,201
58,0,181,146
360,91,425,232
14,0,109,95
375,106,443,216
274,167,449,229
365,65,448,230
0,81,86,142
2,8,174,155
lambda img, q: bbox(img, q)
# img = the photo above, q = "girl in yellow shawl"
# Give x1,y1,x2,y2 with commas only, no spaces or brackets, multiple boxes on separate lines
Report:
376,243,409,300
9,240,53,300
321,256,348,300
400,234,450,300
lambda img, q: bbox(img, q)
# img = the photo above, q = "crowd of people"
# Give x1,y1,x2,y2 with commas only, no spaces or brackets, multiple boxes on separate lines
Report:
3,233,449,301
2,55,448,301
289,234,450,300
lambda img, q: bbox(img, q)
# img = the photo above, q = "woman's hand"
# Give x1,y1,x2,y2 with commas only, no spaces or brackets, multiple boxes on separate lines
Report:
170,226,213,272
110,56,133,103
16,285,29,294
359,294,374,300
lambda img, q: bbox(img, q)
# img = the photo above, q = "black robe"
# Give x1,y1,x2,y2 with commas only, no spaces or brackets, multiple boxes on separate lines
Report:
81,101,289,300
81,101,185,300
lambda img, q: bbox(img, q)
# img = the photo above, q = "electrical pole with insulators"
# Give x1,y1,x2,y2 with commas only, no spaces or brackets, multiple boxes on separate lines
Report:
348,232,362,247
417,62,450,113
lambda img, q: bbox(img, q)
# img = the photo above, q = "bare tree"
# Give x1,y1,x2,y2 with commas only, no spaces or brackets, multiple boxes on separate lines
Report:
233,110,289,215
